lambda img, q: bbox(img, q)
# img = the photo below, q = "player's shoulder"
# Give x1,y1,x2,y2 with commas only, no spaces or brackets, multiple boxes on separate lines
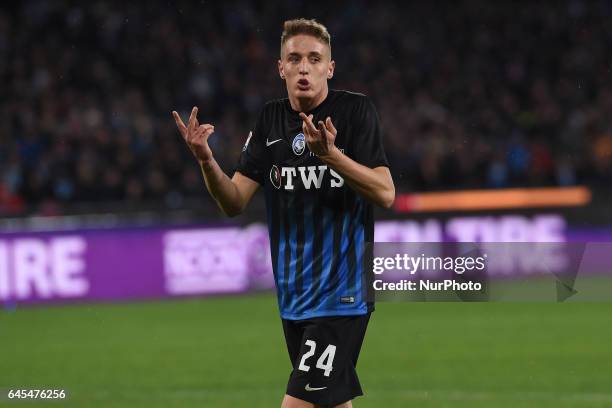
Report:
331,89,368,99
330,89,370,105
329,89,376,114
261,97,287,113
252,98,286,127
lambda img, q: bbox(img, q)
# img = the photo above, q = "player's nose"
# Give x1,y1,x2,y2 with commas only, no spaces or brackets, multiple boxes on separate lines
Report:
298,59,309,74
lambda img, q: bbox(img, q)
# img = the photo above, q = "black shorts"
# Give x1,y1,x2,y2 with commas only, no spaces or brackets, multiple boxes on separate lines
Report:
282,313,371,407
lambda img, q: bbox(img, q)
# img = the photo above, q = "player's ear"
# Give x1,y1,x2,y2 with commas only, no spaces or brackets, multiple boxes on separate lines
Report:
327,59,335,79
278,60,285,80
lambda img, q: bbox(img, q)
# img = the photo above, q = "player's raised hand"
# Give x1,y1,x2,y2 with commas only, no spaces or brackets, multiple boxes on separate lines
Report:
172,107,215,164
299,113,337,157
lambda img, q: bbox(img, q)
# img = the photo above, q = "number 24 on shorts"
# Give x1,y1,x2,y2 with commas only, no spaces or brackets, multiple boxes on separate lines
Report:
298,340,337,377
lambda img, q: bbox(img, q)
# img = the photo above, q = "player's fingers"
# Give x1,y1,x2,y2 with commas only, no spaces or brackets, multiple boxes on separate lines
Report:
299,113,309,136
325,117,337,135
188,106,198,133
172,110,185,128
308,115,322,137
318,121,330,142
301,117,311,136
300,112,319,136
188,123,206,143
186,126,197,144
191,125,214,143
299,112,315,135
302,121,311,141
203,126,215,140
303,122,318,145
318,120,326,134
307,114,316,130
172,111,187,137
309,121,321,139
199,124,214,139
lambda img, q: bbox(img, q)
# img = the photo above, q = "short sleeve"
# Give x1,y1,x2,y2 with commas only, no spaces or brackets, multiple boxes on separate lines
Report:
351,96,389,169
234,108,268,185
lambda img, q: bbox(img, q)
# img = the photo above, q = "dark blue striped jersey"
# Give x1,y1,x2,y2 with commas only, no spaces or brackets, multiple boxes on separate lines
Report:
235,90,389,320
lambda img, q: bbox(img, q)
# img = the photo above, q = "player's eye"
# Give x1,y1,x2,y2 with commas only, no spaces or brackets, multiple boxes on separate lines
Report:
310,56,321,63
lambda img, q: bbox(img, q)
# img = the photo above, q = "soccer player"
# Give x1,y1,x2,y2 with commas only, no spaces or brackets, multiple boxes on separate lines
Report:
172,18,394,408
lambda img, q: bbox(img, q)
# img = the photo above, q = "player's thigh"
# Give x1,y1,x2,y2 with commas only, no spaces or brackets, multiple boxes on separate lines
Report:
283,318,306,365
285,314,369,406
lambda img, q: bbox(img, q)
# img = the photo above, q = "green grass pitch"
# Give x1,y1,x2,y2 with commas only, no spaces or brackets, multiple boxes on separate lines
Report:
1,294,612,407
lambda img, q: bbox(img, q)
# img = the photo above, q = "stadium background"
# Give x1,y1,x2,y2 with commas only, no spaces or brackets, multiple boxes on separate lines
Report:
1,1,612,407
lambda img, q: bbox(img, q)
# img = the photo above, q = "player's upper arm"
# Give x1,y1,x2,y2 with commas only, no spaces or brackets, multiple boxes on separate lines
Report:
373,166,393,181
230,171,260,214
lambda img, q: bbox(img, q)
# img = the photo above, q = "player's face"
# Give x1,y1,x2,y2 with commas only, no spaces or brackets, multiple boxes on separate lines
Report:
279,34,335,103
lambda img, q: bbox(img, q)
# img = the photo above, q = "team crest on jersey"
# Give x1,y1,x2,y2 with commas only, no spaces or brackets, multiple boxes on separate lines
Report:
292,133,306,156
270,165,281,189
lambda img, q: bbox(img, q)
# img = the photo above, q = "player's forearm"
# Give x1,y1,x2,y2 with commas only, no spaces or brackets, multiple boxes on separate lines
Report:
319,147,395,208
199,159,245,217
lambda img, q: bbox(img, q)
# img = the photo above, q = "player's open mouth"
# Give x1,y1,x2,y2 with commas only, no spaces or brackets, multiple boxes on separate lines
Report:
297,79,310,90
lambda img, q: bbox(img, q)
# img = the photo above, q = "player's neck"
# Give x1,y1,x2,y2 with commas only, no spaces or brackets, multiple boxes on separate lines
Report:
289,87,329,113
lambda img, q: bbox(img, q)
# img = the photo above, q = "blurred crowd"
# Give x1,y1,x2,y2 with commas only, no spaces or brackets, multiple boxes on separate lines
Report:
1,0,611,216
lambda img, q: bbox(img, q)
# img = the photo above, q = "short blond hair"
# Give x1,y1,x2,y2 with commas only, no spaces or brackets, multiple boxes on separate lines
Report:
280,18,331,56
